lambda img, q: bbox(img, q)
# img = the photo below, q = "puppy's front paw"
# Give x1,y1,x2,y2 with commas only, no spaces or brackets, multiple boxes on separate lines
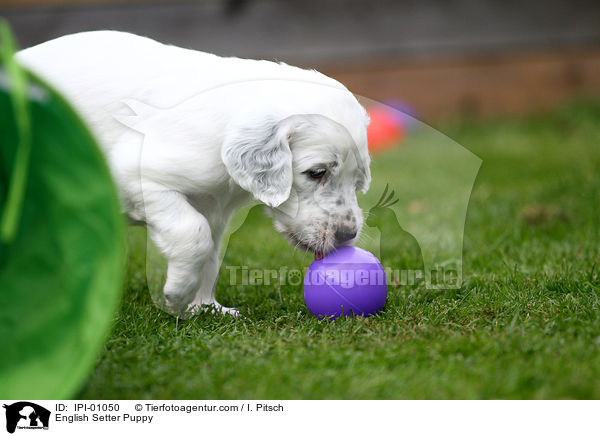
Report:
188,301,240,317
218,306,241,317
163,291,191,314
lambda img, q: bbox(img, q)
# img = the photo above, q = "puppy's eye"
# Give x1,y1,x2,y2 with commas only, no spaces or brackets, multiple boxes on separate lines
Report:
306,168,327,180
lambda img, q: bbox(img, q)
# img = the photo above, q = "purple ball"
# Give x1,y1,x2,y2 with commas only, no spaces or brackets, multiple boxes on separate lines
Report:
303,246,388,319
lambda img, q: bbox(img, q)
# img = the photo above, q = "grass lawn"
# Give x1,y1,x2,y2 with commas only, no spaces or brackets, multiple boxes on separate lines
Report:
79,100,600,399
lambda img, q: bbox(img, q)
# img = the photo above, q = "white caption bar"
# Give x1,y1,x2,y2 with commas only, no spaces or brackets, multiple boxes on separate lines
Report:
0,400,597,435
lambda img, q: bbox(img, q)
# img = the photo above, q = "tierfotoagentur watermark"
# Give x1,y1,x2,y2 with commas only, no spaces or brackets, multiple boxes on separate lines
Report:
118,80,481,315
225,265,460,288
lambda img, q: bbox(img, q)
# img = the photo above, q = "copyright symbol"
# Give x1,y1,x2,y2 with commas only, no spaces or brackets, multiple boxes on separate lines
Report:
135,404,143,411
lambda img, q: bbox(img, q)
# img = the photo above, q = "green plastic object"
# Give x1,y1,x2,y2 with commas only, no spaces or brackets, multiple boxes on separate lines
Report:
0,23,125,399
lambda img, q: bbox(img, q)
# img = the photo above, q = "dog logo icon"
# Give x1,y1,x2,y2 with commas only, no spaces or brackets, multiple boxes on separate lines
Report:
3,402,50,434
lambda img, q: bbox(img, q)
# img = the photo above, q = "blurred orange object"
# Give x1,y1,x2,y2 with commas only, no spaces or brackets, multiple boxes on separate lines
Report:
366,106,405,153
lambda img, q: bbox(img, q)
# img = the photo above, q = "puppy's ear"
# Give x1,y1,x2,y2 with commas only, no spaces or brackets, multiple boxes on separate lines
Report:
222,116,296,207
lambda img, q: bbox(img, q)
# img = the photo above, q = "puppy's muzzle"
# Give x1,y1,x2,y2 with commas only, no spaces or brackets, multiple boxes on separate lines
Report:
335,227,357,243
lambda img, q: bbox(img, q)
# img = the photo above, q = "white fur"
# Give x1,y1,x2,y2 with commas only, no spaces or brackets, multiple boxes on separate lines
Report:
17,31,371,315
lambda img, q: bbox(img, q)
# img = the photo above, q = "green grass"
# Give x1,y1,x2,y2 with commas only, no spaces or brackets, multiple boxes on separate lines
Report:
79,100,600,399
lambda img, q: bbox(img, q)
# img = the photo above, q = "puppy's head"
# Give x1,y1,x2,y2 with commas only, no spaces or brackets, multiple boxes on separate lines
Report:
222,112,370,259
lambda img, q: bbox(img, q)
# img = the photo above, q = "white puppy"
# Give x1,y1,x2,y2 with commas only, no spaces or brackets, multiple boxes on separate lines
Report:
17,31,371,315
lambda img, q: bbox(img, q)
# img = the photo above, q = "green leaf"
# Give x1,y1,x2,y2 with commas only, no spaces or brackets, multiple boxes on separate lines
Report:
0,26,125,399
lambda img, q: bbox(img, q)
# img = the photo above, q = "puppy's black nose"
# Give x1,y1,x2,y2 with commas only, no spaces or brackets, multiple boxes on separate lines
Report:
335,228,357,243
